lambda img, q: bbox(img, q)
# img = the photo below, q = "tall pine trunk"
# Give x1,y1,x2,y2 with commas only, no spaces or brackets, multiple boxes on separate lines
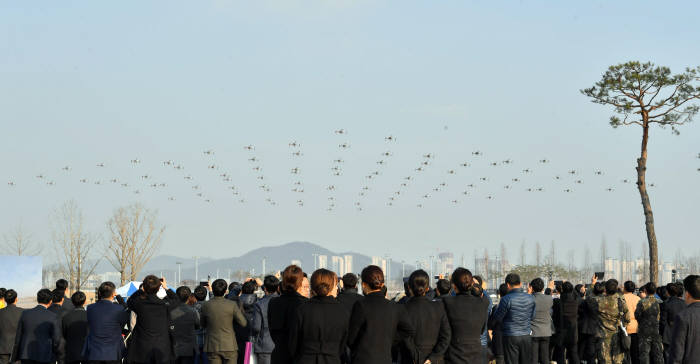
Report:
637,116,659,284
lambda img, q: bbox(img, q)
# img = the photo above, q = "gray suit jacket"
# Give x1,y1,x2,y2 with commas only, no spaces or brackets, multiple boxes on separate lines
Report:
201,296,247,353
0,305,24,354
531,292,553,337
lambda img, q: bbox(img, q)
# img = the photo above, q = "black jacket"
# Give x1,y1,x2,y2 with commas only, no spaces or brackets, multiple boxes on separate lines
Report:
268,291,308,364
11,305,62,363
662,296,686,344
62,297,75,311
400,296,451,364
553,294,580,346
62,308,88,363
336,288,363,314
580,296,601,336
171,303,201,358
234,293,257,364
289,296,350,364
126,289,179,363
0,304,23,355
48,303,70,319
668,302,700,364
442,293,490,364
347,291,415,364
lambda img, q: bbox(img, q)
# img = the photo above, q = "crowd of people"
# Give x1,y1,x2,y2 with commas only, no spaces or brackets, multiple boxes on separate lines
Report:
0,267,698,364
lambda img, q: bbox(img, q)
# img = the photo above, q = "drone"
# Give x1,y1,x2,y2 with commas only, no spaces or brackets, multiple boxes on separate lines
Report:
203,150,214,155
423,153,435,159
522,169,532,173
377,160,385,165
62,166,71,171
208,165,217,169
292,151,303,157
385,135,396,142
334,129,347,135
333,159,344,163
130,159,140,164
539,159,549,164
447,170,456,175
244,145,255,151
382,151,392,157
248,157,257,162
36,174,44,179
163,160,173,166
96,163,105,167
503,159,513,164
289,141,300,148
339,143,350,149
491,162,499,167
291,168,300,174
472,151,482,156
595,170,604,175
460,162,470,167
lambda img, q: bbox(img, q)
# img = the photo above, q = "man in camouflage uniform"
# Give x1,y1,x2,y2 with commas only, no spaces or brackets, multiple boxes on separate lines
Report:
635,283,664,364
596,279,630,364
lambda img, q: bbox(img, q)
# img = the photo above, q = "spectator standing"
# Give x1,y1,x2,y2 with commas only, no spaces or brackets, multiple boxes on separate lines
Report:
85,281,130,364
473,275,492,361
336,273,363,314
56,280,75,311
635,283,663,364
435,279,452,299
171,286,201,364
595,279,630,364
268,265,308,364
667,275,700,364
201,279,248,364
0,288,6,310
529,278,553,364
661,282,685,361
0,290,23,364
192,285,209,364
553,282,581,364
491,273,535,364
235,281,258,364
48,289,70,319
61,292,88,364
11,288,62,364
251,276,280,364
442,267,488,364
488,284,509,364
622,281,640,364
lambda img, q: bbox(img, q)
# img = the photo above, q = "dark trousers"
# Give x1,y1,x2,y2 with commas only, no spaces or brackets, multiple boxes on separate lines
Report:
504,335,532,364
194,347,208,364
625,333,638,364
532,337,550,364
88,361,120,364
21,361,49,364
255,353,271,364
579,333,596,363
555,341,580,364
173,357,194,364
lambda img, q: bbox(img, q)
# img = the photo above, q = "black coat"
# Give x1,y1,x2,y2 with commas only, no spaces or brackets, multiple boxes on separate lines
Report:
442,293,489,364
0,304,23,355
662,296,686,344
553,294,580,346
488,304,504,357
62,308,88,363
289,296,350,364
400,296,451,364
11,305,62,363
668,302,700,364
85,299,130,361
126,289,179,363
62,296,75,311
268,291,308,364
48,303,70,319
171,303,200,358
347,291,415,364
336,288,363,314
580,296,600,336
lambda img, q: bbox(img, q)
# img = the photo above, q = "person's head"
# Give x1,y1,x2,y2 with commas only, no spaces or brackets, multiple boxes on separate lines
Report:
143,275,162,295
263,275,280,294
51,289,65,305
505,273,521,290
0,288,6,302
474,275,485,291
342,273,358,290
310,268,338,297
544,288,552,295
451,267,474,294
211,279,228,297
176,286,192,303
593,282,604,296
675,282,685,297
656,286,668,300
98,281,116,300
498,283,509,298
56,279,69,291
301,276,311,298
228,282,242,297
530,278,544,293
605,279,619,295
408,269,430,297
436,279,451,296
193,285,208,301
683,275,700,304
575,284,584,297
71,291,86,308
641,282,656,297
562,282,574,298
4,289,17,305
624,281,636,293
242,280,257,295
361,265,385,294
666,282,680,298
37,288,52,306
281,265,304,294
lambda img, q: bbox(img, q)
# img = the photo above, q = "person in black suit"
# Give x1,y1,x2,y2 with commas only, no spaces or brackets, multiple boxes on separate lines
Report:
268,265,308,364
336,273,363,314
11,288,62,364
400,269,451,364
668,275,700,364
662,282,686,361
289,269,349,364
442,267,490,364
0,290,23,364
172,286,201,364
56,280,75,311
49,289,70,318
347,265,415,364
85,281,129,364
127,275,179,364
62,292,88,364
488,284,509,364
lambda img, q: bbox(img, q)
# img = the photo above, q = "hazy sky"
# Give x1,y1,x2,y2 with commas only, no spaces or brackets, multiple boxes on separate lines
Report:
1,1,699,266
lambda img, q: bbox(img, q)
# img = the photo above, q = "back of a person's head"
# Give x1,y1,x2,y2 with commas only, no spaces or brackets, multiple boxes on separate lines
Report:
451,267,473,293
212,279,228,297
675,282,685,297
142,275,161,295
176,286,192,303
51,289,65,304
498,283,509,298
310,268,337,297
642,282,657,296
530,278,544,293
473,275,484,288
666,282,680,297
683,275,700,300
505,273,521,287
98,281,116,300
605,279,619,295
263,275,280,293
0,288,6,300
361,265,385,291
408,269,430,297
342,273,358,289
562,282,574,296
228,282,242,296
436,279,451,296
193,285,208,301
624,281,636,293
575,284,584,297
281,265,304,293
56,279,69,291
4,289,17,304
242,280,257,295
37,288,52,304
656,286,667,299
71,291,86,307
593,282,605,296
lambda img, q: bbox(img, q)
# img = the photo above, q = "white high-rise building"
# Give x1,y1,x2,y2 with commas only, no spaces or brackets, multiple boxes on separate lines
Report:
318,255,328,269
331,256,345,275
344,255,354,275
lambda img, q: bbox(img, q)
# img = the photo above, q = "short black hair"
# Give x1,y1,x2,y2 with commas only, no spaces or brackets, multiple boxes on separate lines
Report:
642,282,657,295
562,281,574,294
593,282,604,295
436,279,451,296
51,289,65,304
56,279,69,290
212,279,228,297
666,282,681,297
544,288,552,295
624,281,636,293
98,282,116,300
575,284,584,297
37,288,52,304
498,283,509,297
675,282,685,297
176,286,192,303
228,282,242,296
408,269,430,297
4,289,18,304
71,291,86,307
242,281,257,295
263,275,280,293
505,273,521,286
684,275,700,300
0,288,6,300
341,273,358,289
530,278,544,293
605,279,619,295
656,286,668,300
193,285,208,301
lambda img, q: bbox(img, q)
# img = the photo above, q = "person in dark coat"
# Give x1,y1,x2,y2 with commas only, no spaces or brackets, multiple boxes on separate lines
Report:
11,288,62,364
347,265,415,364
201,279,248,364
289,269,349,364
0,290,23,364
435,279,452,300
400,269,451,364
251,276,279,364
488,284,509,364
442,267,489,364
235,281,258,364
61,292,88,364
172,286,201,364
49,289,70,319
127,276,179,364
553,282,580,364
85,281,129,364
268,265,308,364
56,279,75,311
491,273,535,364
336,273,363,314
192,286,209,364
529,278,553,364
668,275,700,364
662,282,686,361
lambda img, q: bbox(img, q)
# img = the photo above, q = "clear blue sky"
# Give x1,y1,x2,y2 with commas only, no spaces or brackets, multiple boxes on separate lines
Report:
1,1,699,266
